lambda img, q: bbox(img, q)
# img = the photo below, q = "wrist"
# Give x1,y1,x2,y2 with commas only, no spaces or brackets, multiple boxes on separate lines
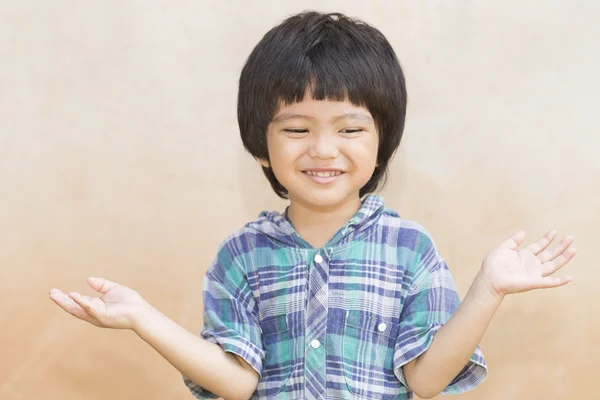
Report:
469,271,505,309
131,302,162,335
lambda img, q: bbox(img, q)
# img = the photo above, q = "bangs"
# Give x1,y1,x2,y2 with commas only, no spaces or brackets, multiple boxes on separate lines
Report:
270,26,391,114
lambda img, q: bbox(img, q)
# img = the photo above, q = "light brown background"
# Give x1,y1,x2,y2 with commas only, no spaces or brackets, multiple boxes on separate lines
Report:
0,1,597,399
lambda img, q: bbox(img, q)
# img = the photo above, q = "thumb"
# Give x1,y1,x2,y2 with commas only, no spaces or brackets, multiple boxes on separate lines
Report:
499,231,526,250
87,277,117,294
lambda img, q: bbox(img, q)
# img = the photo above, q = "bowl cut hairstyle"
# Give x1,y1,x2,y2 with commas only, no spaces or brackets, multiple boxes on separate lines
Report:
238,11,407,198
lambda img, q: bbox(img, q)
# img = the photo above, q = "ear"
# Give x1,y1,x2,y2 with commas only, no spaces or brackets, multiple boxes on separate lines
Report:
259,158,270,168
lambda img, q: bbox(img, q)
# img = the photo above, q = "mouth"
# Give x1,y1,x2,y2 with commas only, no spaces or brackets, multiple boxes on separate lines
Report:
302,169,345,184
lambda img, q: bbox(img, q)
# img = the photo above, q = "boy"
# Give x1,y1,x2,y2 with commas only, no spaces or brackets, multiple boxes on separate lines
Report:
49,11,577,400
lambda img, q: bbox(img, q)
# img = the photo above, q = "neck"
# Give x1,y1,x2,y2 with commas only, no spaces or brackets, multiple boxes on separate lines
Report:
287,194,362,248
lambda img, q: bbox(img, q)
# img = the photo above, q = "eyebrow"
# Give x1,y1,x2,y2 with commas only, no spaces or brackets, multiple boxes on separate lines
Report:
272,112,374,123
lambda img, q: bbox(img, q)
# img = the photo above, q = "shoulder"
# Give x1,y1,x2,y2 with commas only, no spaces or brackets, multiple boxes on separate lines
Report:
377,207,443,284
378,207,439,253
212,217,264,258
210,212,288,273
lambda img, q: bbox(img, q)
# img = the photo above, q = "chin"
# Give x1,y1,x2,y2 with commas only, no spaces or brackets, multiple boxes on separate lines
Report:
293,189,360,209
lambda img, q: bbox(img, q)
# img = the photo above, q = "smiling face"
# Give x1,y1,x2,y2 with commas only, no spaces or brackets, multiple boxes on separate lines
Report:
261,94,379,211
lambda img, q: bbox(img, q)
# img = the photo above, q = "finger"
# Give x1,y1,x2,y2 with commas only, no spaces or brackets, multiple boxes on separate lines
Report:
49,289,88,318
526,229,557,256
541,247,578,277
538,235,574,263
49,289,99,325
68,292,92,311
536,275,573,289
499,231,527,250
68,292,106,321
87,277,118,294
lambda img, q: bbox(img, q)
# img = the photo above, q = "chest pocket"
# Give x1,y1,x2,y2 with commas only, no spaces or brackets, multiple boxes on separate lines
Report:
342,310,402,399
256,314,297,398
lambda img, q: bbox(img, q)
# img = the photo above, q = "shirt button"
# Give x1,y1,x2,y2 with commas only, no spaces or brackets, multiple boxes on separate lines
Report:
377,323,387,332
311,339,321,349
314,254,323,263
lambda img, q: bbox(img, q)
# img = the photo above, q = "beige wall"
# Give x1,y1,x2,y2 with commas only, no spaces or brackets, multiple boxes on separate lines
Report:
1,1,597,399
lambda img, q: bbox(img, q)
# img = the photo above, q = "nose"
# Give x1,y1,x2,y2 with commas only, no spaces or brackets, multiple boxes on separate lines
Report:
308,133,339,160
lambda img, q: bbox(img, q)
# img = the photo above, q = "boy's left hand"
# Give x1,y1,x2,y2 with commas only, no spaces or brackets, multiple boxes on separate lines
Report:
479,230,577,298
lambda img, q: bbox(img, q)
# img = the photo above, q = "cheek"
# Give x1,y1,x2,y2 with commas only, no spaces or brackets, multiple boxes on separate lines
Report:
268,138,305,167
266,141,305,184
344,140,378,169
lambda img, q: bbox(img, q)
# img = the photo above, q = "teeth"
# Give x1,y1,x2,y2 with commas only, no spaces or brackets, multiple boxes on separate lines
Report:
306,171,341,177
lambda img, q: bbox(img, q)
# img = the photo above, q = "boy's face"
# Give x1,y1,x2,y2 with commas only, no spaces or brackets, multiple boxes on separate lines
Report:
262,93,379,210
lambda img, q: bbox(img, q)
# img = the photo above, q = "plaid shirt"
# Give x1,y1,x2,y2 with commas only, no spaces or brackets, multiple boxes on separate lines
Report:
184,195,487,399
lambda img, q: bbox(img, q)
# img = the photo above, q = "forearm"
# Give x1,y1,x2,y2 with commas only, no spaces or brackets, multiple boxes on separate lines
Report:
404,272,502,398
134,306,258,400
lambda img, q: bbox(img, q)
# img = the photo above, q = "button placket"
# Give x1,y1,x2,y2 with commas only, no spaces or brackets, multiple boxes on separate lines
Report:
304,249,329,399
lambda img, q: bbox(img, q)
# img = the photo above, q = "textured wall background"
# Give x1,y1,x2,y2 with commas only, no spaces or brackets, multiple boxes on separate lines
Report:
0,1,597,399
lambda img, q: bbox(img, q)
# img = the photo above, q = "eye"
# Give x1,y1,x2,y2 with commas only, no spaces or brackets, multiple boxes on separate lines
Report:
340,128,363,137
284,128,308,133
283,128,309,137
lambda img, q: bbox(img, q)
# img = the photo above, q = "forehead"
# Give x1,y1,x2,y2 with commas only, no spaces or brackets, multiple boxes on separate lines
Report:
272,96,374,123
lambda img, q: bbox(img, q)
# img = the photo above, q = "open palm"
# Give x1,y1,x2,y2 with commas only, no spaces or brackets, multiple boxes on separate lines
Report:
49,277,149,330
482,230,578,296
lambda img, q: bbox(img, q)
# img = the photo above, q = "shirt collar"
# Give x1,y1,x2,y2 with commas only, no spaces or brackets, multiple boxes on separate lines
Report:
256,195,385,249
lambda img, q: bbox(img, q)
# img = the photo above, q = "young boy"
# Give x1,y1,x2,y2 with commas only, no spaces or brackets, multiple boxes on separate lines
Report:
49,11,577,400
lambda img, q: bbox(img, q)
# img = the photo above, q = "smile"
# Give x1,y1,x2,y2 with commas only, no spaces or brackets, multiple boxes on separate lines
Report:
302,170,345,184
305,170,342,177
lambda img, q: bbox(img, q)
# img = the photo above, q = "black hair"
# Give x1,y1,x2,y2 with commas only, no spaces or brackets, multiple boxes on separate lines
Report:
238,11,407,198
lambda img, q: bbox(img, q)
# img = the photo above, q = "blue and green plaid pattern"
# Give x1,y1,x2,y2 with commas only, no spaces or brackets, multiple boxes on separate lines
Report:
184,195,487,399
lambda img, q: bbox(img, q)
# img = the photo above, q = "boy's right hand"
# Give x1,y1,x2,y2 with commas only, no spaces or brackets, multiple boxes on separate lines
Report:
49,277,151,330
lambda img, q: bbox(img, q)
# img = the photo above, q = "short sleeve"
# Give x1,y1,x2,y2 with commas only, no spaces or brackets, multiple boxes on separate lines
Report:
393,236,487,394
183,250,266,399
